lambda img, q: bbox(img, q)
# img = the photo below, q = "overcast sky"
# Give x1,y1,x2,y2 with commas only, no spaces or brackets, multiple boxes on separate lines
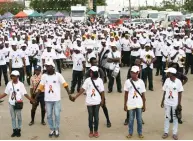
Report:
106,0,164,7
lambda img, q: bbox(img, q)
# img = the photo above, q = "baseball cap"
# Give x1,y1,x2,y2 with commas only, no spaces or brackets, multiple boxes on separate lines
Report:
11,70,20,76
131,66,140,73
110,42,116,47
34,65,41,71
45,61,55,67
90,66,98,72
164,67,177,74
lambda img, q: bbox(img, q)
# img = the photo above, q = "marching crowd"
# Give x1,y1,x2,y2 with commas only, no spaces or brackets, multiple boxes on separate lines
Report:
0,18,191,140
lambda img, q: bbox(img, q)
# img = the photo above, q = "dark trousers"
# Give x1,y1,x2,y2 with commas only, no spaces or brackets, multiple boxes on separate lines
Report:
101,99,110,123
22,65,31,85
30,58,38,72
185,53,193,74
122,51,131,66
12,68,23,82
71,70,83,93
108,70,122,91
130,55,140,67
0,64,8,85
87,105,100,132
142,67,153,89
31,93,45,122
6,62,9,69
162,62,166,81
156,56,162,75
56,59,62,73
101,67,107,82
179,67,184,74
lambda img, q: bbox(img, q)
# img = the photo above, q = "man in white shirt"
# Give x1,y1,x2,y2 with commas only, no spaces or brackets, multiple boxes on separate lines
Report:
9,42,26,82
140,44,156,91
85,45,96,71
70,47,85,94
154,38,163,76
0,42,8,86
107,43,122,93
38,61,71,137
161,68,184,140
21,44,31,85
130,37,141,66
124,66,146,139
122,34,131,66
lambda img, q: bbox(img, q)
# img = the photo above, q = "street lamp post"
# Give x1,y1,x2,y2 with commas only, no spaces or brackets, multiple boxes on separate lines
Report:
129,0,131,19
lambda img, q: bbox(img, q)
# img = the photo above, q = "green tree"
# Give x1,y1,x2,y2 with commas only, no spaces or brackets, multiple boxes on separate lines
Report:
96,0,106,6
30,0,87,12
183,0,193,12
0,2,24,15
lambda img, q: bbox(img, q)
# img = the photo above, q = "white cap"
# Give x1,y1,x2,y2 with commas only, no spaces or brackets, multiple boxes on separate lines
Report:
110,42,116,47
164,67,177,74
74,46,82,51
21,43,27,47
90,66,98,72
131,66,140,73
11,70,20,76
11,41,17,46
76,38,81,41
86,45,93,49
45,61,55,67
45,42,52,48
145,43,151,47
101,39,106,42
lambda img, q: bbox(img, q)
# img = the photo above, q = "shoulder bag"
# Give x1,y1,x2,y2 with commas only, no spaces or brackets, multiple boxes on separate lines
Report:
111,52,120,78
12,83,23,110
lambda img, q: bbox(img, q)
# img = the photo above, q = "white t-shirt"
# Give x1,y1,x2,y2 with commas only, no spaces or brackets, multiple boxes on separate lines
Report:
3,47,11,63
0,48,7,65
163,78,184,106
5,81,27,105
82,77,103,105
72,53,85,71
21,49,30,66
140,50,155,69
41,49,57,64
40,72,67,101
161,45,172,62
107,50,121,70
170,49,186,63
154,41,163,56
131,42,141,56
9,49,24,68
122,38,131,51
29,43,39,58
124,79,146,110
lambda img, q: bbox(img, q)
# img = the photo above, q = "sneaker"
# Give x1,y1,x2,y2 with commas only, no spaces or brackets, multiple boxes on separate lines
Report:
49,130,55,137
16,129,21,137
55,130,59,137
89,132,94,138
107,122,111,128
94,132,99,138
11,129,17,137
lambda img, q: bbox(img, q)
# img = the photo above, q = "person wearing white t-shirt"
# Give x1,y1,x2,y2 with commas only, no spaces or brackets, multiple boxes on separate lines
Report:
28,39,39,72
107,43,122,93
37,61,70,137
122,34,131,66
4,41,11,68
85,45,96,70
9,42,26,82
70,66,105,138
184,36,193,74
0,70,34,138
161,68,184,140
70,47,85,94
21,44,31,85
130,37,141,66
140,44,156,91
124,66,146,139
0,42,8,86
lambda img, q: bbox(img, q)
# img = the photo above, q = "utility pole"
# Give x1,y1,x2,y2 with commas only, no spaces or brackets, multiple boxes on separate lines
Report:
146,0,147,7
129,0,131,19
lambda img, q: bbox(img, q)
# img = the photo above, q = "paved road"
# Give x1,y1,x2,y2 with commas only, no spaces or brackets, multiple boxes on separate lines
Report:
0,67,193,140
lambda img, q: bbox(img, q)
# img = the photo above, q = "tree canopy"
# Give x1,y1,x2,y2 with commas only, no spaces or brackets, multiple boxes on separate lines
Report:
0,2,24,15
183,0,193,12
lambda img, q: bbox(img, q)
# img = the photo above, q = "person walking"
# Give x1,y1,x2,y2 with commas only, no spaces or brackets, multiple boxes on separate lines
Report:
29,65,46,126
70,66,105,138
37,61,71,137
124,66,146,139
161,67,184,140
0,70,34,137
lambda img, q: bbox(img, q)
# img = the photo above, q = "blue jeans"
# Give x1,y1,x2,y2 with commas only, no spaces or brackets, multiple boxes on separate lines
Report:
128,108,142,135
45,101,61,131
9,104,22,129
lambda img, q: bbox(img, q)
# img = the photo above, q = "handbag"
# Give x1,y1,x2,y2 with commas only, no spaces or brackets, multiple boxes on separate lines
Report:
175,105,182,120
111,52,120,78
12,83,23,110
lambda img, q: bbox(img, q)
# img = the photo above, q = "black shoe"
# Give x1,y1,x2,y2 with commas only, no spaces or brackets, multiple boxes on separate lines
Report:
107,122,111,128
108,90,112,93
142,119,145,124
118,90,122,93
124,119,128,125
178,119,183,124
155,73,159,76
55,130,59,137
49,130,55,137
29,121,34,126
0,100,4,103
11,129,17,137
149,88,154,91
16,129,21,137
41,121,46,125
170,119,173,123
